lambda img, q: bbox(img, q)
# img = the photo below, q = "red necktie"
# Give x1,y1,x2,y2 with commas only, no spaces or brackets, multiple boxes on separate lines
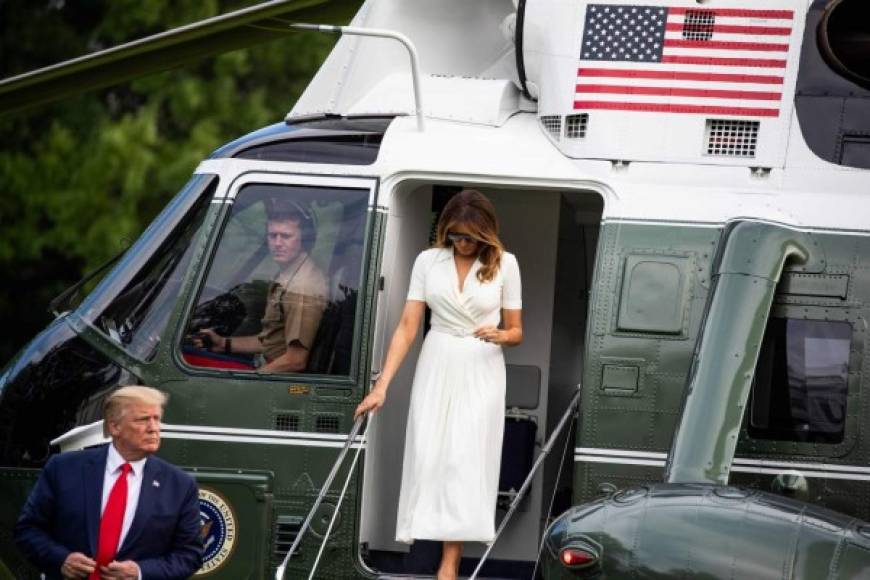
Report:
91,463,132,579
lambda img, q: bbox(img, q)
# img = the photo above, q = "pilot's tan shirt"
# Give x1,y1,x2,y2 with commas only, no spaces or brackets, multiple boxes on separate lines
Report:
258,252,328,362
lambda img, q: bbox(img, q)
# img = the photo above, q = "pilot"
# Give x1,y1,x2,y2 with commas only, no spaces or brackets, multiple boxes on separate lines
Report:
196,199,328,373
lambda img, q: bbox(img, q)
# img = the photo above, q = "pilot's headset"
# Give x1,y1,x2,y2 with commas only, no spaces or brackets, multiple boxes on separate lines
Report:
265,197,317,251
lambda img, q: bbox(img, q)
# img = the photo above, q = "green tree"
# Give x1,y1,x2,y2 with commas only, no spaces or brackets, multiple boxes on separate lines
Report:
0,0,337,364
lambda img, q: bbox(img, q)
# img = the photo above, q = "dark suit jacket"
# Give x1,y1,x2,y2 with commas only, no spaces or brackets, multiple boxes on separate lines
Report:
14,445,203,579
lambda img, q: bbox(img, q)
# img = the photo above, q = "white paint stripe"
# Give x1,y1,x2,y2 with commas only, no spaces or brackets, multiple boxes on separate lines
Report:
604,218,722,228
163,431,365,449
604,218,870,237
733,457,870,475
575,455,666,467
667,16,794,27
575,447,668,459
575,447,870,473
162,422,361,442
579,61,786,76
730,466,870,482
663,47,788,61
578,78,782,92
664,31,792,44
573,92,779,108
574,448,870,481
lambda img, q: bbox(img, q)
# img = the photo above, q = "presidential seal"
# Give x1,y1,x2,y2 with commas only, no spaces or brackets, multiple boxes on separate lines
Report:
196,488,237,575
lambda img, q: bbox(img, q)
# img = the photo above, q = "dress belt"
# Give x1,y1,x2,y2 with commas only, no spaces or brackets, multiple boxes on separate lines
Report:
429,324,476,338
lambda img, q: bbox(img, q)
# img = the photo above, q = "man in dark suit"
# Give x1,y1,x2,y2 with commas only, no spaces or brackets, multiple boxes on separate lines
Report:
14,386,202,579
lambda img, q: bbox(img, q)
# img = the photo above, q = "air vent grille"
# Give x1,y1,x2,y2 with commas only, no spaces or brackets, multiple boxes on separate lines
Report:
274,413,300,432
705,119,759,158
273,515,303,561
540,115,562,139
565,114,589,139
315,415,340,434
683,9,715,41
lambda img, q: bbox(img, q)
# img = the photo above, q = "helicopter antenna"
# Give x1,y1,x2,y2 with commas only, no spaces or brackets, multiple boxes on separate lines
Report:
291,24,425,131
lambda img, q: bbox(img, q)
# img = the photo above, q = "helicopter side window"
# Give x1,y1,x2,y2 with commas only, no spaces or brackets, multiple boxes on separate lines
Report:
82,175,217,361
182,183,369,377
749,318,851,444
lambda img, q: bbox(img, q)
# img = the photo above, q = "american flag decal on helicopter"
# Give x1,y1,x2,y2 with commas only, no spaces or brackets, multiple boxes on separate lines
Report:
574,4,794,117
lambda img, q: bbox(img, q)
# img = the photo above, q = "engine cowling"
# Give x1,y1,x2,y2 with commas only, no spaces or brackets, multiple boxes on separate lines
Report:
544,483,870,579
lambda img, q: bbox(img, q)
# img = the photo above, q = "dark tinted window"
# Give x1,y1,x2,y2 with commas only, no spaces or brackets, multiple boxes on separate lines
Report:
0,322,129,467
749,318,851,443
214,118,393,164
819,0,870,90
82,177,216,360
235,134,383,165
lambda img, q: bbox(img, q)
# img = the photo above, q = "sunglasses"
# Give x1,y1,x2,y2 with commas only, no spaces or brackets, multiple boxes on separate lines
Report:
446,231,478,244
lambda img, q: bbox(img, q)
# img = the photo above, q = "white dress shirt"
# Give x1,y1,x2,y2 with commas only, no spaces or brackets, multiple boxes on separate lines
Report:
102,444,147,553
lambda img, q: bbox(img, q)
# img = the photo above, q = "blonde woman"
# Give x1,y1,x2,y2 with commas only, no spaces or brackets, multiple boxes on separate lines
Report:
356,189,523,580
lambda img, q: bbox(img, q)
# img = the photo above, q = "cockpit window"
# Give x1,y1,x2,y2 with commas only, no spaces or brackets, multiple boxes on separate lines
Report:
78,175,217,360
749,318,851,443
180,182,370,378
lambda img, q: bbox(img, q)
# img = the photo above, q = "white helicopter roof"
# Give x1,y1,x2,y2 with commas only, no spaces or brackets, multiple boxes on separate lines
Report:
290,0,525,126
268,0,870,231
372,112,870,230
290,0,822,171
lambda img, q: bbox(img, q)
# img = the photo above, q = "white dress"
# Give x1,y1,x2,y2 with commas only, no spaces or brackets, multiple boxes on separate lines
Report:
395,247,522,543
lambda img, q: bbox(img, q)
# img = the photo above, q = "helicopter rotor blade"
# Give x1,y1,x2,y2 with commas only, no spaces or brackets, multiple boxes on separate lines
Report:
0,0,362,118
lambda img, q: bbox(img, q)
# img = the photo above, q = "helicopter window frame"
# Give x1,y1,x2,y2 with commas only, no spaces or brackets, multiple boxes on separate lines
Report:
746,312,857,449
176,172,378,383
75,174,219,362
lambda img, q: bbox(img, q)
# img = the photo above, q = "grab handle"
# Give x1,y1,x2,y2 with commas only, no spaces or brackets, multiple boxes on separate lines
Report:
275,413,367,579
468,385,582,580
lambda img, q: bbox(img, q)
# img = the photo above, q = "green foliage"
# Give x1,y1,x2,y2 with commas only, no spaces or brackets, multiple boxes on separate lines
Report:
0,0,337,364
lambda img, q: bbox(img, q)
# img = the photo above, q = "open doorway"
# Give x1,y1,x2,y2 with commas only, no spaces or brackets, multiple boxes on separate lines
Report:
359,181,603,577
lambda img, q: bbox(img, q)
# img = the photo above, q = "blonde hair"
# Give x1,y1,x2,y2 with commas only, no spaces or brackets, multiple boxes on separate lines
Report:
434,189,504,283
103,385,168,436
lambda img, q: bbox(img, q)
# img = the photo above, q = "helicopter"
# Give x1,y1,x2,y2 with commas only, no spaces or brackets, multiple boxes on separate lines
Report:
2,0,870,578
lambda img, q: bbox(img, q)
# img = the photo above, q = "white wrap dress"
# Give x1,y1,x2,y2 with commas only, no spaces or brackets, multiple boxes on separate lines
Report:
396,247,522,543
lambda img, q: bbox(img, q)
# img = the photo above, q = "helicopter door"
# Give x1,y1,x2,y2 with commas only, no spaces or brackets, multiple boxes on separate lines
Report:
168,173,379,577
